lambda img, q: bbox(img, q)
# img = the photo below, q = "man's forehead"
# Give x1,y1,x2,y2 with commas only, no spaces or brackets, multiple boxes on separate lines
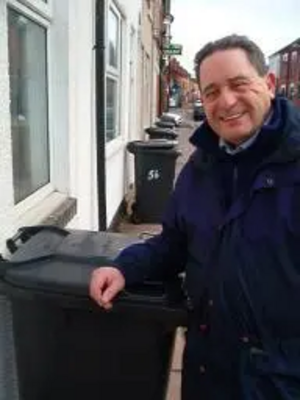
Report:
199,50,259,89
199,49,253,75
201,48,249,65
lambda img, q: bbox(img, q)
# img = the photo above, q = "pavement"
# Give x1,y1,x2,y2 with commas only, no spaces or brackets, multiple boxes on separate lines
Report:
116,107,198,238
114,107,199,400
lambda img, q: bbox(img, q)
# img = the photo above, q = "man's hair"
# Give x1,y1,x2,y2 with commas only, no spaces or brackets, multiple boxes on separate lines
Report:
194,34,268,85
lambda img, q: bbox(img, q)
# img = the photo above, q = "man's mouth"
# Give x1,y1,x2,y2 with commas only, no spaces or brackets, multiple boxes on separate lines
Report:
220,112,246,122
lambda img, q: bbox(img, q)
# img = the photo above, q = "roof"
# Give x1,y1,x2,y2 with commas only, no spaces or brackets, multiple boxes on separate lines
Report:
269,38,300,57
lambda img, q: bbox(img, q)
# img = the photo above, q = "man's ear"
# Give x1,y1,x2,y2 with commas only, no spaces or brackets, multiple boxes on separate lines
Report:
266,72,276,99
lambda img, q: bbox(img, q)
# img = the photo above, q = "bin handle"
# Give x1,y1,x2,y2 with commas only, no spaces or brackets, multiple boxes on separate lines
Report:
6,225,69,254
120,282,166,303
119,279,185,305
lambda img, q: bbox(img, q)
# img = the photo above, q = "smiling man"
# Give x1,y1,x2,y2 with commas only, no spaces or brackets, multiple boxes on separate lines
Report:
90,35,300,399
196,37,276,147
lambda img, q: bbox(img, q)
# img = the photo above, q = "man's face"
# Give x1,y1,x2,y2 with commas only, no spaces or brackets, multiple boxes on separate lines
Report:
199,49,276,145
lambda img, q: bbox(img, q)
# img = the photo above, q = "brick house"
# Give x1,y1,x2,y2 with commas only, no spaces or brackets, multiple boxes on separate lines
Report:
269,38,300,107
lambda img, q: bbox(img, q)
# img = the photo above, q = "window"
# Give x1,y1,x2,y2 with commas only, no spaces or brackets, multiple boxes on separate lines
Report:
106,77,117,141
280,85,286,96
108,8,119,68
106,4,122,143
288,83,295,99
282,53,288,62
8,7,50,204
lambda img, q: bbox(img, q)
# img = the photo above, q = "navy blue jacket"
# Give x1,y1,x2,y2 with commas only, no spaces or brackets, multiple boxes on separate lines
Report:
114,96,300,399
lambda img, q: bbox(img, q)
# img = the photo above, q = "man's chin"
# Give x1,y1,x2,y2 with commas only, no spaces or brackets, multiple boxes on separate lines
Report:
220,130,254,145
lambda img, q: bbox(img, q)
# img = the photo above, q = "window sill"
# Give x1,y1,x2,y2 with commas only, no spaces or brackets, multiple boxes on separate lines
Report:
106,136,126,159
14,191,77,229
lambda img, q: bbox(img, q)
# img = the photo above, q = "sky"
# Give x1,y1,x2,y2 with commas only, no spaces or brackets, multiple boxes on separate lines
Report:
170,0,300,74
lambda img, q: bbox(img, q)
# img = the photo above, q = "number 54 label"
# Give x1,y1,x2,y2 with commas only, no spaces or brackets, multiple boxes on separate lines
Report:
147,169,160,181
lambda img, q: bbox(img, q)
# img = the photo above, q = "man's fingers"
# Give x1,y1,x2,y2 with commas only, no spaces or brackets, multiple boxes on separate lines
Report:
89,272,107,304
89,267,125,309
101,301,113,310
101,280,122,305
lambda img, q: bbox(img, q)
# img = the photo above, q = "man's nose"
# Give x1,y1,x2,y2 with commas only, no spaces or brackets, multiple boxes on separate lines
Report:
218,88,237,109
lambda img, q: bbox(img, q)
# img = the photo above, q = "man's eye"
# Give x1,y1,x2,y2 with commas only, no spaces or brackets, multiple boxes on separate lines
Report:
205,90,218,100
233,81,248,89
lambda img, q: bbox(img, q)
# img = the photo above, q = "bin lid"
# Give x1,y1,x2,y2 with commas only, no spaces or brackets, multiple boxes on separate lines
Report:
155,120,175,127
3,230,140,296
1,228,187,320
145,126,175,134
127,139,177,153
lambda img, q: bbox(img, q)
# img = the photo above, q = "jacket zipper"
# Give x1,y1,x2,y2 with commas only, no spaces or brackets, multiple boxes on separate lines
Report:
232,164,238,202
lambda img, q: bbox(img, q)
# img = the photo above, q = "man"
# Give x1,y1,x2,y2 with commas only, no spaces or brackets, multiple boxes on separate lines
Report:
90,35,300,399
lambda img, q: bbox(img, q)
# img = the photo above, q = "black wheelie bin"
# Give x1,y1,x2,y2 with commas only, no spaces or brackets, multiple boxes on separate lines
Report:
145,126,178,141
127,140,181,223
155,120,175,129
0,278,19,400
0,226,188,400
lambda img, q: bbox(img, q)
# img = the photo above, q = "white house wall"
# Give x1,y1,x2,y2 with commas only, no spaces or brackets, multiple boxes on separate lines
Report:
67,0,142,229
0,3,14,252
152,45,160,121
49,0,70,194
67,0,98,230
105,0,141,226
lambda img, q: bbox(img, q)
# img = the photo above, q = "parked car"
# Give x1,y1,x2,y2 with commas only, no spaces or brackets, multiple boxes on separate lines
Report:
161,112,182,126
193,99,205,121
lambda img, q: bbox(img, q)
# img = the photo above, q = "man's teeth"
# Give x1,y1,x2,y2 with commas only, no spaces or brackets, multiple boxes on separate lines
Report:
222,113,243,121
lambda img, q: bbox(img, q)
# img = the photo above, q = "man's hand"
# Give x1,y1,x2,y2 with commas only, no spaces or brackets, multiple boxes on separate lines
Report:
89,267,125,310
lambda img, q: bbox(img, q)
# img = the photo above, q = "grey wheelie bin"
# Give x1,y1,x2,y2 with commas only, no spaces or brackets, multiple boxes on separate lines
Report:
127,140,181,223
0,226,188,400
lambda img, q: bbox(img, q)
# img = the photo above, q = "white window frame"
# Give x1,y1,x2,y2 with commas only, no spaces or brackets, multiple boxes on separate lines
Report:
7,0,55,214
105,2,123,147
8,0,52,23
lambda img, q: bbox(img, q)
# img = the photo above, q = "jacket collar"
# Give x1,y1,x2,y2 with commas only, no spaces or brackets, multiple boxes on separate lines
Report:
190,96,300,168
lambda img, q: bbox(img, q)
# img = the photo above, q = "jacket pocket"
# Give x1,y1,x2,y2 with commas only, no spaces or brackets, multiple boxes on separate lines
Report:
240,339,300,400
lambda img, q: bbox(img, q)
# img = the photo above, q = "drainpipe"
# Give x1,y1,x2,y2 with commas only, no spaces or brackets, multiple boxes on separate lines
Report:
159,54,165,115
161,1,174,113
95,0,107,230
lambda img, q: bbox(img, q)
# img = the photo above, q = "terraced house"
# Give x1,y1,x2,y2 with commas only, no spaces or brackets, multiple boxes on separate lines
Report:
0,0,173,251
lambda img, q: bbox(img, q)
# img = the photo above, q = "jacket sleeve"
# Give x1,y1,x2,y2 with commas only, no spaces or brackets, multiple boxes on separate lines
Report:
113,165,189,285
